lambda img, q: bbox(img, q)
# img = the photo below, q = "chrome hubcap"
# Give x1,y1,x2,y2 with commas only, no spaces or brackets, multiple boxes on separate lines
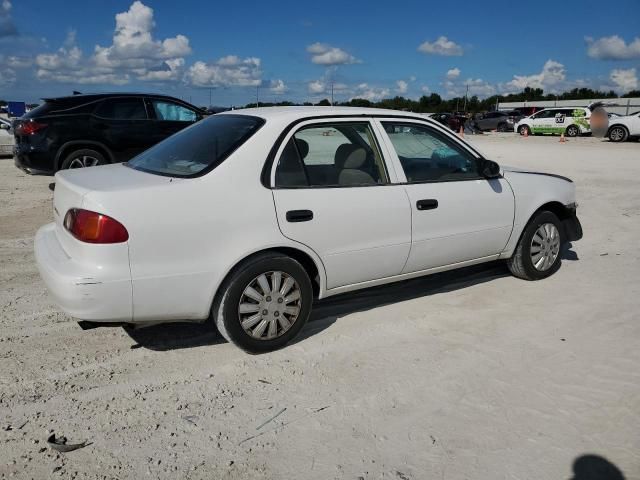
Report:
530,223,561,271
69,155,99,169
238,271,301,340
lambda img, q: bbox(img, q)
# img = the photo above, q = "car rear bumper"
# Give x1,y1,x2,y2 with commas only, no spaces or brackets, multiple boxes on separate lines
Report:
14,144,55,174
34,223,133,322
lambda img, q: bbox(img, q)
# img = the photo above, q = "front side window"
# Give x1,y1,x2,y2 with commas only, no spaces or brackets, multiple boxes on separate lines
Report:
95,98,147,120
275,122,388,187
150,99,197,122
382,122,481,183
127,114,263,177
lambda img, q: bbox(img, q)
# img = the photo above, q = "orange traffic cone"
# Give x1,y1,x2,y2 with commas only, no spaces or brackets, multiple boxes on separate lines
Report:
559,133,566,143
458,125,464,138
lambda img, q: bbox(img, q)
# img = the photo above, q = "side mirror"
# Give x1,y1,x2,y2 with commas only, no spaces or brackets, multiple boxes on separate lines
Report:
482,159,501,179
0,123,9,130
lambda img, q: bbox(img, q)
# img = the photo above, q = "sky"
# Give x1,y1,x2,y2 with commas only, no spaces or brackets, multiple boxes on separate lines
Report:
0,0,639,107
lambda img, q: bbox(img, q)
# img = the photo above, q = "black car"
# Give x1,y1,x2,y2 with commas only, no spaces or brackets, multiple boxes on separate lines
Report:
14,93,205,174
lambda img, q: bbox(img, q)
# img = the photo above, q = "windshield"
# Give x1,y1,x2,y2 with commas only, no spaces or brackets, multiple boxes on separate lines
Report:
127,114,264,177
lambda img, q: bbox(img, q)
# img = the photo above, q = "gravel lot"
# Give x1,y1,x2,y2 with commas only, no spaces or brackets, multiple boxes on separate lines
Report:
1,134,639,479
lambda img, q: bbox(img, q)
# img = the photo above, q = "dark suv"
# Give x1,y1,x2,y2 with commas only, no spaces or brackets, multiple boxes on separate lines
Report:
14,93,205,173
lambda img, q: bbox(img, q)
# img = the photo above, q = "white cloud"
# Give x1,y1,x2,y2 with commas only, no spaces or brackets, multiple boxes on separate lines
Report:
0,0,17,37
409,75,416,82
35,1,191,85
185,56,262,87
586,35,640,60
352,83,390,102
421,85,430,94
446,67,460,79
418,36,463,56
269,79,287,94
308,79,326,94
503,59,566,92
396,80,408,94
306,42,359,66
610,68,638,92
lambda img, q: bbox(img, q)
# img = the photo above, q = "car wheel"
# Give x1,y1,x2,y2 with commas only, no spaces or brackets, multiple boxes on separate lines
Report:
60,148,106,170
497,122,508,132
213,252,313,353
565,125,580,137
507,211,563,281
608,126,628,143
518,125,530,136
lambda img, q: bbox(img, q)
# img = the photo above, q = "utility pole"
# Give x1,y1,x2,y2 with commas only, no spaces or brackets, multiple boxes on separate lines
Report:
462,84,469,112
331,82,334,106
209,88,212,108
256,85,259,108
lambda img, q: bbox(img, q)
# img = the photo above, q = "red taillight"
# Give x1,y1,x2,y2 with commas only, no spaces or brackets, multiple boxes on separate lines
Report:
16,120,47,135
63,209,129,244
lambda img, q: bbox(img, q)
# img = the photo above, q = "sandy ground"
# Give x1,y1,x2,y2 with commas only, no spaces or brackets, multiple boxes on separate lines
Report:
1,134,639,480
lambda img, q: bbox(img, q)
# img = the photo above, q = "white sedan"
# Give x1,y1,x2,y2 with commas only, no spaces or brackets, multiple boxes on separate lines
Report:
607,110,640,142
35,107,582,352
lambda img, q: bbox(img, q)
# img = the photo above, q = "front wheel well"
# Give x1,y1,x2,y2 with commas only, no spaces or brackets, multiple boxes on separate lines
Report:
535,201,572,222
607,124,629,135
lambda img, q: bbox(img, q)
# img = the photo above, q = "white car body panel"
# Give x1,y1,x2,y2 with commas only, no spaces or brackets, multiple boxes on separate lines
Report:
34,107,579,325
608,112,640,136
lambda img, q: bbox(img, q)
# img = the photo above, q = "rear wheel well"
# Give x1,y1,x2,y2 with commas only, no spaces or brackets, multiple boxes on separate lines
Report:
222,248,321,300
56,143,113,170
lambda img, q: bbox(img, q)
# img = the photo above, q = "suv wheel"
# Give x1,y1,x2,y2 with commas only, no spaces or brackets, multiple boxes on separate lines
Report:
608,126,628,143
60,148,106,170
213,252,313,353
565,125,580,137
507,211,563,280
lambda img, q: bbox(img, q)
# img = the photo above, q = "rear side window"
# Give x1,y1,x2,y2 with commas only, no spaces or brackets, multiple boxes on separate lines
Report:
95,98,147,120
127,114,264,177
150,99,197,122
275,122,388,187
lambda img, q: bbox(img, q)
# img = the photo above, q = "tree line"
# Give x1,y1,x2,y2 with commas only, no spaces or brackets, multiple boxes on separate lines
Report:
243,87,640,113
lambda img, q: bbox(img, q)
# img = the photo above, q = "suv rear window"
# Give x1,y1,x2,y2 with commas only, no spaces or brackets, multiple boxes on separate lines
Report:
95,98,147,120
126,114,264,178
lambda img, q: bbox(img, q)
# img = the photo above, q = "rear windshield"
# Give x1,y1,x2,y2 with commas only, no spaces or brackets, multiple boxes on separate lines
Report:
126,114,264,178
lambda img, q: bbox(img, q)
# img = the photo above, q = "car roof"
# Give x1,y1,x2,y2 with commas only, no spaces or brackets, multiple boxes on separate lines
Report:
220,106,435,123
41,92,203,109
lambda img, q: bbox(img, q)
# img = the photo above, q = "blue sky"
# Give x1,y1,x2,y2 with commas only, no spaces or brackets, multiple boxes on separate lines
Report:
1,0,639,106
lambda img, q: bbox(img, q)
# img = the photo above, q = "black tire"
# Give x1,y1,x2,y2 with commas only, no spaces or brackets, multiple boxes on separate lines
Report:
565,125,580,137
518,125,530,136
608,125,628,143
496,122,508,132
507,211,563,281
212,252,313,353
60,148,107,170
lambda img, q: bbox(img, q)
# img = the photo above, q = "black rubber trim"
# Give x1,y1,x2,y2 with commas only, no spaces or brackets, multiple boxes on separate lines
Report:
562,214,583,242
509,170,573,183
260,114,486,188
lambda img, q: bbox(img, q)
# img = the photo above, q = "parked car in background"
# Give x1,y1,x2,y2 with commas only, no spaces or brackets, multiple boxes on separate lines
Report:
35,107,582,353
515,107,591,137
474,111,522,132
510,106,544,117
0,117,14,156
14,93,205,174
606,111,640,142
428,112,466,132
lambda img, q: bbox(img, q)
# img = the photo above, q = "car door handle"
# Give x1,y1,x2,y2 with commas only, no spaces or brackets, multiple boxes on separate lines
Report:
286,210,313,222
416,199,438,211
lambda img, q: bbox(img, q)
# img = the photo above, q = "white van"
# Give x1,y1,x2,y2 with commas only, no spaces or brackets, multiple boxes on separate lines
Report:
515,107,591,137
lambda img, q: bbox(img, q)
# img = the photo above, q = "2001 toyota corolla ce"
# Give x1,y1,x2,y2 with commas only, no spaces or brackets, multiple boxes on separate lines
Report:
35,107,582,352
